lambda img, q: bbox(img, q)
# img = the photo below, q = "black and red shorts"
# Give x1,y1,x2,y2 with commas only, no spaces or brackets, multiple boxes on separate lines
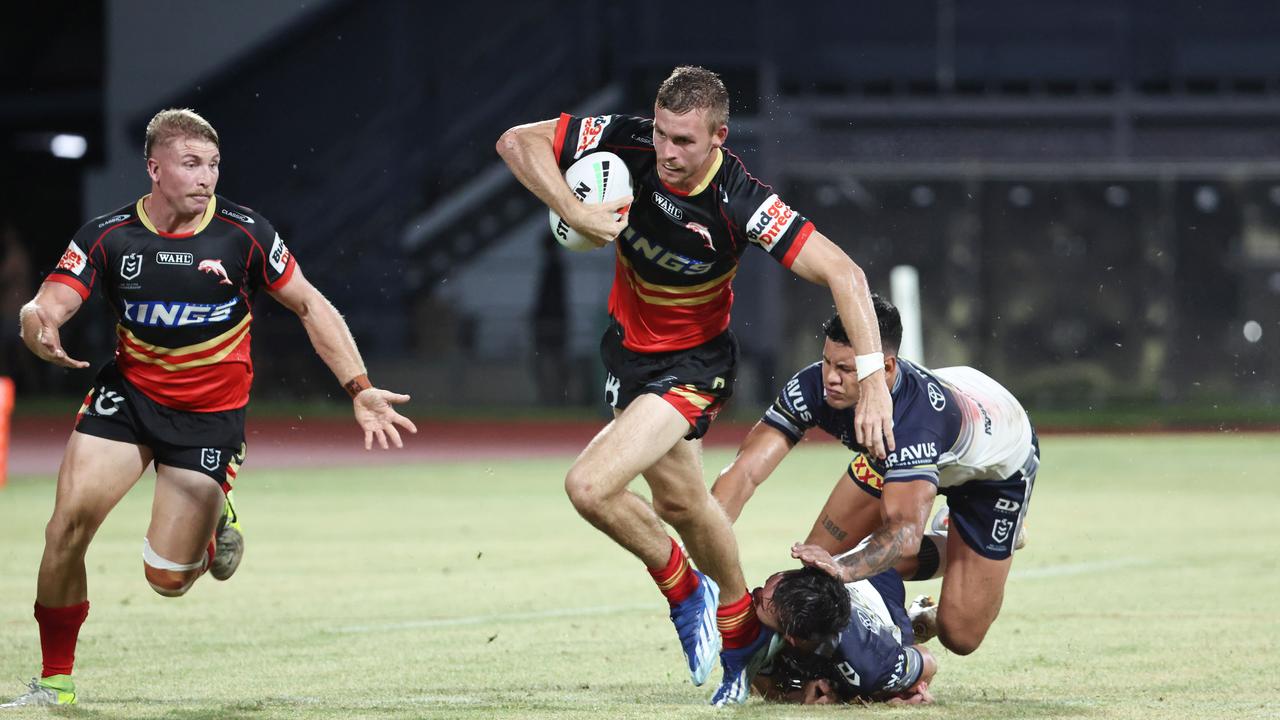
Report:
599,320,738,440
74,361,246,491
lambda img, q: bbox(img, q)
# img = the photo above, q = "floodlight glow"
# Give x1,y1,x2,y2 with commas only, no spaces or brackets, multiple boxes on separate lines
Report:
50,134,87,159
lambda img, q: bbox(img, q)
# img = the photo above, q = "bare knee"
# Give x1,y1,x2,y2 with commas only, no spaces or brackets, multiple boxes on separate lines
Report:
44,509,99,554
144,565,199,597
565,466,613,521
937,613,989,656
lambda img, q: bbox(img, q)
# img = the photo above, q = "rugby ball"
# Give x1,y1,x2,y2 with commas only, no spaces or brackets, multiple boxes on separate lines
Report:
549,151,632,252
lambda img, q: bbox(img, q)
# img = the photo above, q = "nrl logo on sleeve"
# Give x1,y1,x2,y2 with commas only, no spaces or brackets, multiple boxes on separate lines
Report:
745,194,797,251
155,251,193,266
219,208,254,224
57,241,88,275
574,115,611,159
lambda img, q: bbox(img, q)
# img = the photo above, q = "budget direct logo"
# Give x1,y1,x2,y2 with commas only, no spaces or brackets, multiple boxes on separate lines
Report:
745,194,796,251
574,116,611,159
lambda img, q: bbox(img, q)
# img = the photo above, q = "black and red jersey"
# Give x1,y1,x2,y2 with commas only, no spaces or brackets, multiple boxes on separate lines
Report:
45,194,297,412
553,113,815,353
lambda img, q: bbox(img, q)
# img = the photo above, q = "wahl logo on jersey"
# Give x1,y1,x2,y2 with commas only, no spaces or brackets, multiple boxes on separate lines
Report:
56,241,88,275
652,192,684,221
220,208,254,224
745,194,797,252
198,259,233,285
574,116,611,159
120,253,143,280
155,251,193,266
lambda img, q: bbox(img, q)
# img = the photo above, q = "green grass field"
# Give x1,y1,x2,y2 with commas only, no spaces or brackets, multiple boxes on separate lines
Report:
2,434,1278,719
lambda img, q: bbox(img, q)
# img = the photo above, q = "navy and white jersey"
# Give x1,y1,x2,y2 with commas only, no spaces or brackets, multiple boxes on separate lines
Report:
762,358,1034,490
762,570,923,701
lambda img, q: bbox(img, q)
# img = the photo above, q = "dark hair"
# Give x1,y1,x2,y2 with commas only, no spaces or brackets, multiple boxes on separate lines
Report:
771,568,852,641
823,293,902,355
656,66,730,131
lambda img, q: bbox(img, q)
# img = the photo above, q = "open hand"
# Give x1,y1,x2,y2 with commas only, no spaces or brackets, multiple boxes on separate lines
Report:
29,308,89,369
353,388,418,450
791,542,847,582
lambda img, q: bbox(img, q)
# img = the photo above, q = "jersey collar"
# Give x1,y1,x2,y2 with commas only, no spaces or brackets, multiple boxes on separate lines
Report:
135,194,218,238
659,148,722,198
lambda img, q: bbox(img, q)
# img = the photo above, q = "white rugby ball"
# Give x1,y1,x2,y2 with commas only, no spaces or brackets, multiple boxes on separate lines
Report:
549,151,632,252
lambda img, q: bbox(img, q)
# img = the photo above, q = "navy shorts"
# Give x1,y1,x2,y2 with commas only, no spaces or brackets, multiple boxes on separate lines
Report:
848,432,1040,560
74,362,246,491
600,320,738,440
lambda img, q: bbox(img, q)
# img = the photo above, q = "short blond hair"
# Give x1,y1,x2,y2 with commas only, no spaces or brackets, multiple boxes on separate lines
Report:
144,108,219,158
656,66,730,131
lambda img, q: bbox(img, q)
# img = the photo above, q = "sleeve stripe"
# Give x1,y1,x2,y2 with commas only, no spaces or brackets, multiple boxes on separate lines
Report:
884,468,940,484
266,257,297,291
780,221,814,269
552,113,571,162
44,273,90,301
762,408,804,442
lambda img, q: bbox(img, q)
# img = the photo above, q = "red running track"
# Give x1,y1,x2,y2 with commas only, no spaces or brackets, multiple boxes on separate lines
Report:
5,416,762,478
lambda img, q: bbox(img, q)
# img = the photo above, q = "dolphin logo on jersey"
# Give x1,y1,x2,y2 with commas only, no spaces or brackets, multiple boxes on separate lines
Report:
198,258,233,285
685,222,714,251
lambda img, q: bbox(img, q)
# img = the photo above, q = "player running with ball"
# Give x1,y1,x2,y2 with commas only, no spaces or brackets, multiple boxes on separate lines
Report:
497,66,894,705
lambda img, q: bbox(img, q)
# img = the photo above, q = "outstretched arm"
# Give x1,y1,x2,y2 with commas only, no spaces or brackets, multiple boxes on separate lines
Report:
496,118,630,247
711,421,795,522
786,231,895,459
18,282,90,369
792,479,935,582
268,267,417,449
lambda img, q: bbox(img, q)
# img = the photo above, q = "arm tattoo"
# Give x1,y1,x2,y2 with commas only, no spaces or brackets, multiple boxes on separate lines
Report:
835,522,918,582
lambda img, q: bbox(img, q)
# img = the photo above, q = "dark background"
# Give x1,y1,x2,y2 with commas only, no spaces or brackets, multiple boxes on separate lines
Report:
4,0,1279,422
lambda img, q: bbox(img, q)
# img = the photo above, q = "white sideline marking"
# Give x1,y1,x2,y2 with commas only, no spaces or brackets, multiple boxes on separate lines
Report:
332,603,653,634
1012,557,1148,579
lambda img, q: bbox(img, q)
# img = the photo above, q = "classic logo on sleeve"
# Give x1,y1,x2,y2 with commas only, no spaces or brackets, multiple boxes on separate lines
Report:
573,115,612,159
269,233,291,274
745,194,797,251
56,241,88,275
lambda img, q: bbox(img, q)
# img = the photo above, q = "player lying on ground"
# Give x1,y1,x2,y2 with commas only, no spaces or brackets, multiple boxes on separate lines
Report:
497,66,894,705
713,294,1039,660
749,566,937,705
5,108,416,708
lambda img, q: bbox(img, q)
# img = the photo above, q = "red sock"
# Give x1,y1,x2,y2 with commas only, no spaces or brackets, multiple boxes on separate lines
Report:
648,538,700,607
717,591,762,650
33,601,89,678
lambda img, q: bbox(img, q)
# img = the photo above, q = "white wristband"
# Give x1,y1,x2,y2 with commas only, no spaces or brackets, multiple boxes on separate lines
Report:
855,352,885,381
